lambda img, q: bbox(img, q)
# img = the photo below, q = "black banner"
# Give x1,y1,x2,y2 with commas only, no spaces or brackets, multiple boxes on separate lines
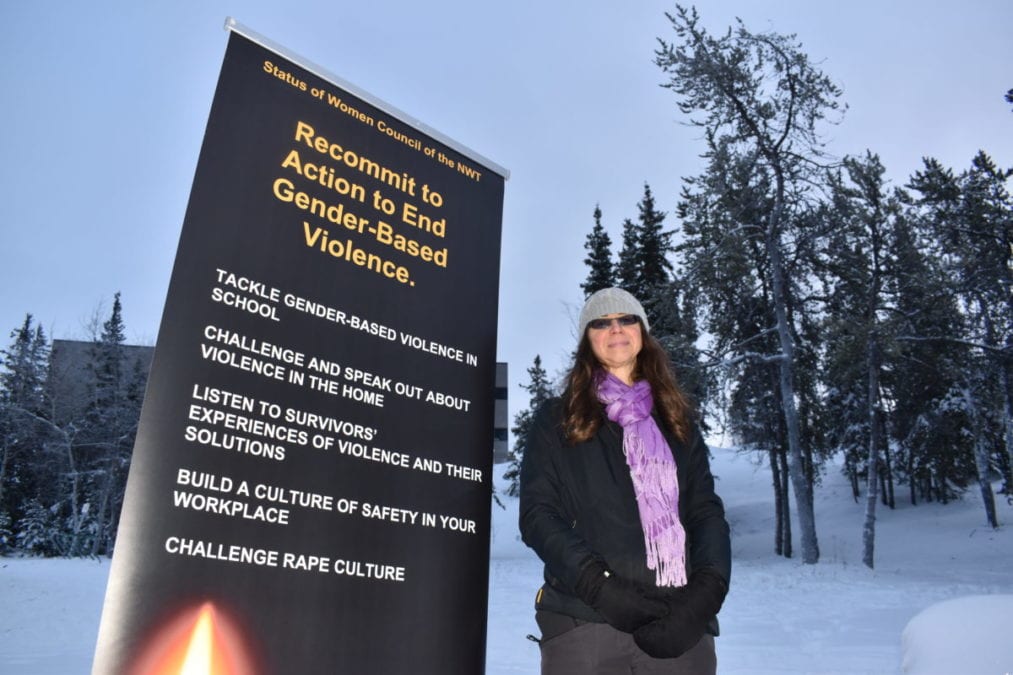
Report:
92,25,504,675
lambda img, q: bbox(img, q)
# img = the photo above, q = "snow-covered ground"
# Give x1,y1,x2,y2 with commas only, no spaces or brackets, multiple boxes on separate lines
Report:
3,447,1012,674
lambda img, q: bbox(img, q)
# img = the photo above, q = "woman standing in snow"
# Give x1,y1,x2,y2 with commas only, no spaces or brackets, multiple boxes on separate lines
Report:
519,287,731,674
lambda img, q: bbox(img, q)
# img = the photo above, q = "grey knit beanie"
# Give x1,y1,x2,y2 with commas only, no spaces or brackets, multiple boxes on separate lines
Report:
578,287,650,335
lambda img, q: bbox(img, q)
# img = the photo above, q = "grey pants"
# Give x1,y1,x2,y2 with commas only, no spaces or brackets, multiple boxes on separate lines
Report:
537,613,716,675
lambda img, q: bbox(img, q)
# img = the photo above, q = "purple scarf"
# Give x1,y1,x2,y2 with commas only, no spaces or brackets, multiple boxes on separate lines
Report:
598,372,687,587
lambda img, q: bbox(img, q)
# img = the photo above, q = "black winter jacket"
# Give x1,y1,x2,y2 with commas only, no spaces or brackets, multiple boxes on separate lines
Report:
518,397,731,626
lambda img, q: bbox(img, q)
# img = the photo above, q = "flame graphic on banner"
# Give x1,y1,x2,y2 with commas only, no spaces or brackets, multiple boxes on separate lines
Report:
179,605,215,674
129,602,258,675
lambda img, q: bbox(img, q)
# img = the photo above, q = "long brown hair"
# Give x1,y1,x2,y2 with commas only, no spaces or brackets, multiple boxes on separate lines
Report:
561,321,693,445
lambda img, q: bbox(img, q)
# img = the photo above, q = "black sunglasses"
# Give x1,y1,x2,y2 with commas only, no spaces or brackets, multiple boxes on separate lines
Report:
587,315,640,331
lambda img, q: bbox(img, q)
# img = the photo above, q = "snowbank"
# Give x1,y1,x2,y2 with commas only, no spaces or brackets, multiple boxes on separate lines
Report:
901,594,1013,674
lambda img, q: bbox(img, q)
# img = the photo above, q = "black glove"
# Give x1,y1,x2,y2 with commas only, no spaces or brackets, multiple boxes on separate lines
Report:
633,568,727,659
573,559,668,633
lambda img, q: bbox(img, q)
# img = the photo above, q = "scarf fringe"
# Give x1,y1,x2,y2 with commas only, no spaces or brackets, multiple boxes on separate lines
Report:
601,373,688,588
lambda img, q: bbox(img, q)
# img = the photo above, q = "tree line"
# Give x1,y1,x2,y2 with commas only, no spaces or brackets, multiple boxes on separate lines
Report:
3,8,1009,568
507,5,1011,569
0,294,145,556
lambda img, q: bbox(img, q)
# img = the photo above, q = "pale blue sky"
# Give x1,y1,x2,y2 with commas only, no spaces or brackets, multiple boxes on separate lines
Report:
2,0,1011,410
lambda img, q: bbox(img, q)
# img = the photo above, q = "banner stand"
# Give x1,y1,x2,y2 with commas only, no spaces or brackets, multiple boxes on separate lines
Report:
93,18,506,674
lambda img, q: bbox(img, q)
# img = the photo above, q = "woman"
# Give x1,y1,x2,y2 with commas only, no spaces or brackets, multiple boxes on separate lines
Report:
519,287,731,674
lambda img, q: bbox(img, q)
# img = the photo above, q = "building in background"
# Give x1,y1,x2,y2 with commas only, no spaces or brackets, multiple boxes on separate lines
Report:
48,339,154,421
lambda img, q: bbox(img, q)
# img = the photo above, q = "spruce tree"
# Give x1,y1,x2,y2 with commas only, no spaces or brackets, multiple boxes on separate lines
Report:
886,217,968,506
581,190,708,418
581,205,615,297
0,315,50,550
646,279,711,424
66,292,144,555
907,154,1012,524
954,153,1013,506
676,139,823,558
634,183,674,301
613,184,674,307
820,152,905,567
503,356,553,497
92,293,126,409
615,218,640,296
657,6,844,563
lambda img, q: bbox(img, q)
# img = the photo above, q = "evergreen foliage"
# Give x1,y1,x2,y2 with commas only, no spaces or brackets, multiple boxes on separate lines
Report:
0,296,147,557
579,184,712,424
886,217,969,505
906,153,1013,519
615,217,640,293
580,205,615,297
658,4,846,564
0,315,50,552
76,293,142,555
503,356,553,497
819,152,912,566
655,7,1008,556
611,184,674,307
632,184,674,299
